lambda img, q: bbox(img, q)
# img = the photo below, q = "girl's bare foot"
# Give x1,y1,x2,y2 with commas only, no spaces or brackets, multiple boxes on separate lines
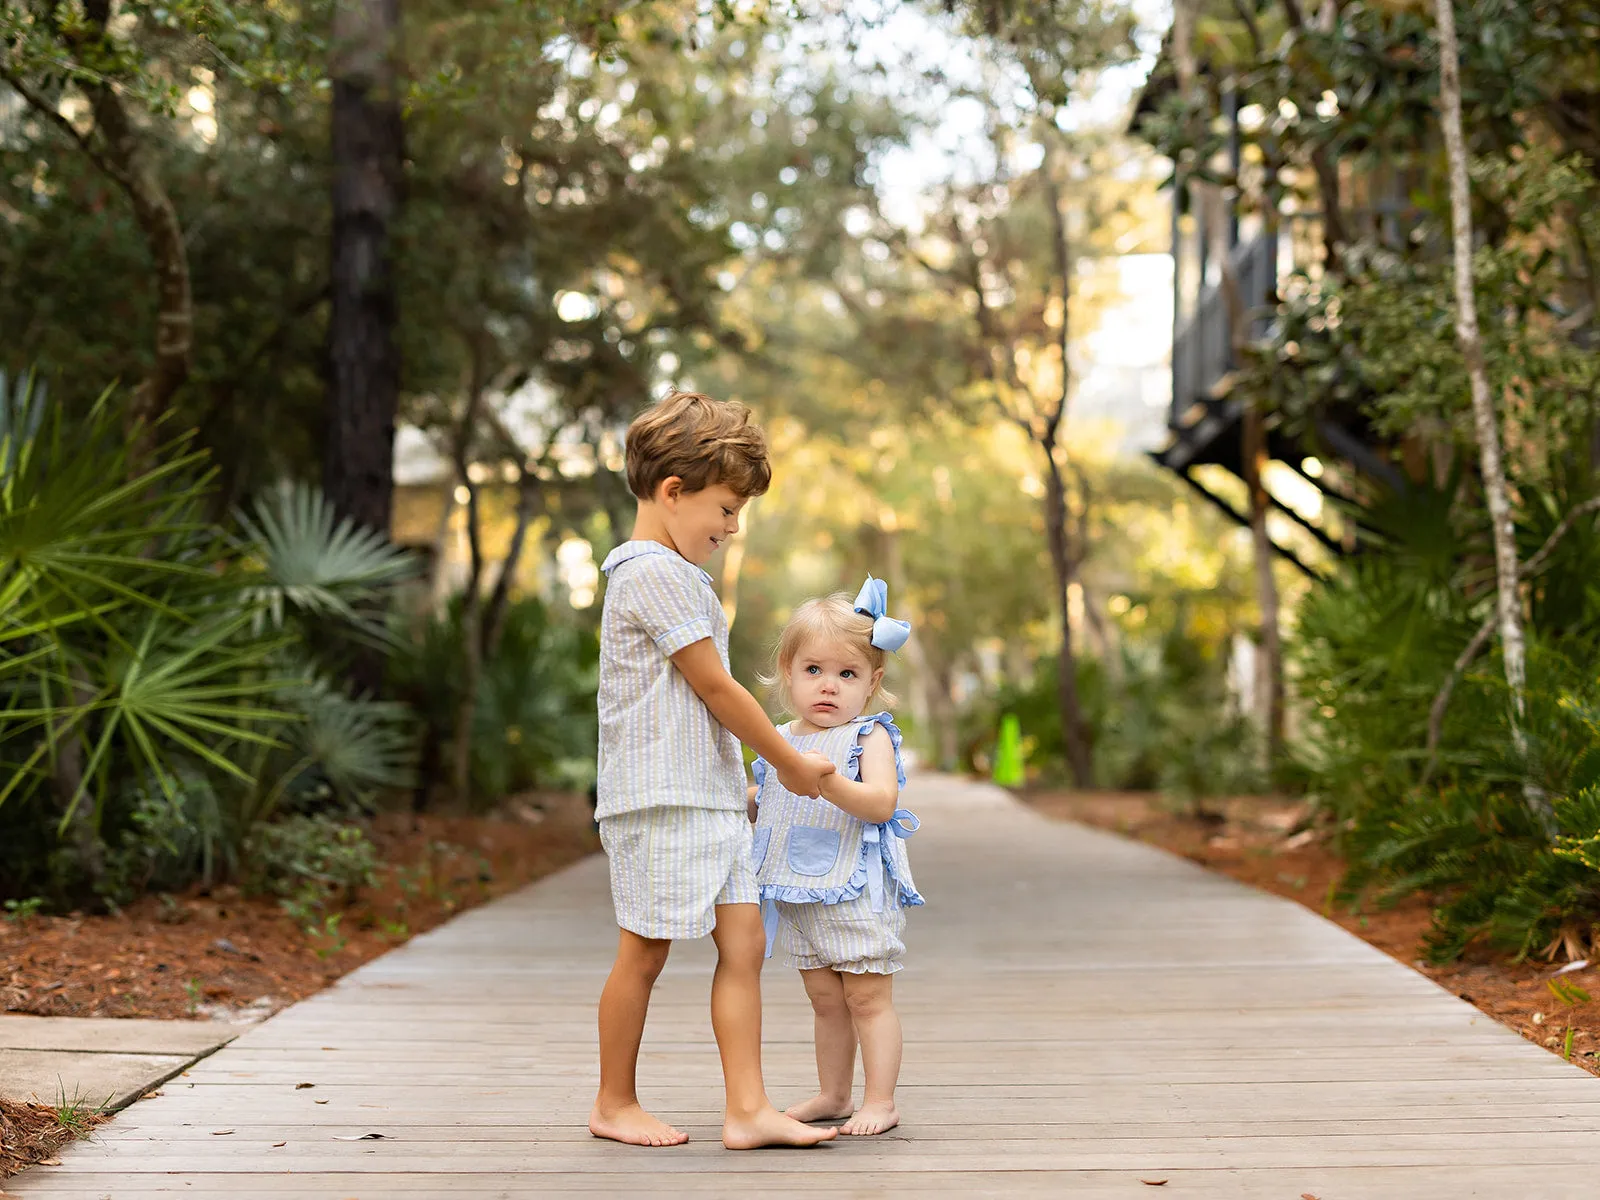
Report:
840,1101,899,1136
784,1092,854,1123
723,1106,839,1149
589,1103,689,1147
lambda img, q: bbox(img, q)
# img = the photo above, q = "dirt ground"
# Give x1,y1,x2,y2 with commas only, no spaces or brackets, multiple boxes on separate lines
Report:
1025,789,1600,1079
0,793,598,1179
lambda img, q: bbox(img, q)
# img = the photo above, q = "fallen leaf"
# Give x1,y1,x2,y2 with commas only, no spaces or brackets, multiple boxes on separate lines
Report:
315,1099,330,1105
211,1129,235,1136
272,1141,287,1148
38,1159,62,1167
332,1133,389,1141
1140,1181,1168,1187
1303,1194,1321,1199
295,1082,315,1090
142,1090,164,1100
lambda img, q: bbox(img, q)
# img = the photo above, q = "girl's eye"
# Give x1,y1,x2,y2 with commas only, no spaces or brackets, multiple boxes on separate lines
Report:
722,508,733,517
841,670,856,679
806,665,821,675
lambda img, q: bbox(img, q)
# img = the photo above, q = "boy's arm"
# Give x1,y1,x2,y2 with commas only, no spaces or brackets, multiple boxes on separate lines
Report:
671,639,834,798
816,725,899,823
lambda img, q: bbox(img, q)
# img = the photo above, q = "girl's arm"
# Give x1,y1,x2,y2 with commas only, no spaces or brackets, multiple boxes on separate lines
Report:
747,783,759,823
817,725,898,823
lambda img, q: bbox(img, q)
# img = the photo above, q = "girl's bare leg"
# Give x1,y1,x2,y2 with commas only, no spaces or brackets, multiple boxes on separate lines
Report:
709,904,839,1149
785,968,856,1122
839,972,901,1135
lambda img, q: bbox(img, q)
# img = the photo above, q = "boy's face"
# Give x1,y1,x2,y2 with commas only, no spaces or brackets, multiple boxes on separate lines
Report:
660,480,748,566
787,638,882,730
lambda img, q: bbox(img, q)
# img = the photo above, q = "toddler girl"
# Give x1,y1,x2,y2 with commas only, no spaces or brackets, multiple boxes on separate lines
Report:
750,576,923,1136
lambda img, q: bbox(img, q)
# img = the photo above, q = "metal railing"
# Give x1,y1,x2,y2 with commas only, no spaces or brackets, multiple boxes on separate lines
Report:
1170,231,1276,427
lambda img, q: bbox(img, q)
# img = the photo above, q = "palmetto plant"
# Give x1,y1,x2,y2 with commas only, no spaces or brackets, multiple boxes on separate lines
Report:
0,372,290,824
0,370,418,901
236,480,416,650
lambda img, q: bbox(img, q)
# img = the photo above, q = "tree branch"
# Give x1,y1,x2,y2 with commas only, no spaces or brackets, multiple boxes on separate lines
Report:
1423,496,1600,774
1232,0,1265,56
0,72,125,187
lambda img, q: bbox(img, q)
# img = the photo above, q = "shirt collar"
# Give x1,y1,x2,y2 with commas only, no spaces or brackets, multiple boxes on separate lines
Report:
600,539,714,587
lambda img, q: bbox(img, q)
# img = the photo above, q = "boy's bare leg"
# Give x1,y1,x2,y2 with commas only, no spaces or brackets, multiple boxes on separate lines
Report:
710,903,839,1149
839,972,901,1135
590,929,687,1146
785,968,856,1122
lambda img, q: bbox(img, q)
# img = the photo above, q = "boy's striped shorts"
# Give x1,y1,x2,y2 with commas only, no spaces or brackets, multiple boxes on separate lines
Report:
598,807,757,941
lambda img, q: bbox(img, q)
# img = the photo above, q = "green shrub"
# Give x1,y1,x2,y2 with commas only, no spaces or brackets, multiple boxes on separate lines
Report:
963,626,1260,807
0,370,418,905
242,814,379,932
394,594,598,807
1291,476,1600,961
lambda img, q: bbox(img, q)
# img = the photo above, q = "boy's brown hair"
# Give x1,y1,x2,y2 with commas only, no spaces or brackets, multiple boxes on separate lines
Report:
625,391,772,501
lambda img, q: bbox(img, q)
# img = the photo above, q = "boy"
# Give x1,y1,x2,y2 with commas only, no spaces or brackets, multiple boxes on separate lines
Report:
590,391,839,1150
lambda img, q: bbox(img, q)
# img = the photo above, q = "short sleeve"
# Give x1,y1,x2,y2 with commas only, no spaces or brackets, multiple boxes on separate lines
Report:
751,756,769,797
617,555,715,655
849,713,907,789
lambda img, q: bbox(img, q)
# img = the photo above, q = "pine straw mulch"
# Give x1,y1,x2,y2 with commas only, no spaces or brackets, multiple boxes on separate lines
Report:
1024,789,1600,1079
2,792,598,1022
0,1096,108,1182
1,792,598,1180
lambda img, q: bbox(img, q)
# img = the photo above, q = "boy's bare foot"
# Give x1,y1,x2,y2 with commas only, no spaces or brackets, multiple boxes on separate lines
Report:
723,1106,839,1149
589,1103,689,1147
840,1101,899,1136
784,1092,854,1123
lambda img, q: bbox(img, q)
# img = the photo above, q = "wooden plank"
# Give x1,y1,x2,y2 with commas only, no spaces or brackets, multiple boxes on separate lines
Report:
9,773,1598,1199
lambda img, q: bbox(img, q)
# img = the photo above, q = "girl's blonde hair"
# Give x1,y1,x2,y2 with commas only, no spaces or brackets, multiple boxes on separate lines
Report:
765,592,898,717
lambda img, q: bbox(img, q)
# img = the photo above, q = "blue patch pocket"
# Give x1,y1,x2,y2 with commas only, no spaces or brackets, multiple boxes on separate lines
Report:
786,826,841,876
750,826,772,871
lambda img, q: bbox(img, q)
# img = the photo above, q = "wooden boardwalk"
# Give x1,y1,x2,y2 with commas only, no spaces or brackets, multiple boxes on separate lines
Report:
14,774,1599,1199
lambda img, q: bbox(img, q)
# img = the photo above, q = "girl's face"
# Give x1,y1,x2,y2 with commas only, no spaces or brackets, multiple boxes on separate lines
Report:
787,637,883,731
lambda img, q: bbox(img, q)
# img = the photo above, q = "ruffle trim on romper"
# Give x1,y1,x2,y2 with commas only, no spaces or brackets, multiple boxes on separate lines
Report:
755,714,923,908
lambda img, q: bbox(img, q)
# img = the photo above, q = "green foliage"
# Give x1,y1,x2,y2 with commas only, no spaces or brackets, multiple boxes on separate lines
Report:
236,482,418,650
242,814,379,934
393,594,599,806
1295,514,1600,961
964,628,1261,808
0,370,417,904
3,896,44,923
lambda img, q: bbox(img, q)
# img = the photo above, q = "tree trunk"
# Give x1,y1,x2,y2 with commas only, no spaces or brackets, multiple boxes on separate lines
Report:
1044,453,1094,788
1435,0,1545,821
1040,149,1094,790
878,523,935,759
450,478,484,808
83,85,192,466
448,357,490,809
482,475,541,659
1242,403,1286,766
325,0,405,539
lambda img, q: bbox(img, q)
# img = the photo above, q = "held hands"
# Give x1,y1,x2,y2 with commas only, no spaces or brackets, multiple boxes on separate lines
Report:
778,750,836,799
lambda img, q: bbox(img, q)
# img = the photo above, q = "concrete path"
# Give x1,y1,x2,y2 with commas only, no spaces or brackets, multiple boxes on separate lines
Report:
0,1015,233,1111
12,775,1598,1198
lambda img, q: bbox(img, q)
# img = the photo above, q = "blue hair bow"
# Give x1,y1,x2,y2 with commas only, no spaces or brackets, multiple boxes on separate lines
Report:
853,576,912,653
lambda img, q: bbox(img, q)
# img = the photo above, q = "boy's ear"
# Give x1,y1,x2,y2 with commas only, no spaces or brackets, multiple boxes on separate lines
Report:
654,476,684,507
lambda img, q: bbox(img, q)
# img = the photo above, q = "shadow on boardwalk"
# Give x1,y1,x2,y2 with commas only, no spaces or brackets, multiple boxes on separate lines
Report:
14,775,1599,1198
